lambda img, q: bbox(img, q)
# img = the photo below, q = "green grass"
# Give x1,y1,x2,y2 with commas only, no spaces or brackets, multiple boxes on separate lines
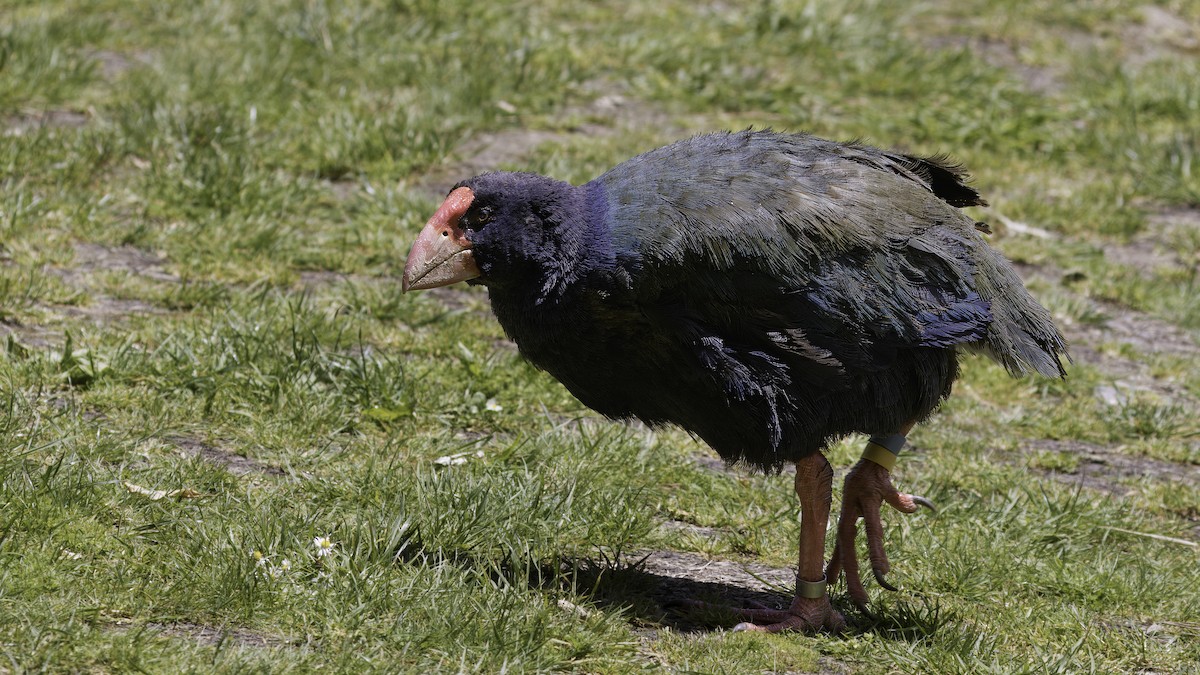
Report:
3,0,1200,672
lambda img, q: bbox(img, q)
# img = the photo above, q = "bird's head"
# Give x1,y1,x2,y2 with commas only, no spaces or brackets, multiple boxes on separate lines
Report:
402,172,592,295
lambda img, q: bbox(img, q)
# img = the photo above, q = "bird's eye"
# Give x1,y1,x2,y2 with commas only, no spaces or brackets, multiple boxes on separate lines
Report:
465,206,493,229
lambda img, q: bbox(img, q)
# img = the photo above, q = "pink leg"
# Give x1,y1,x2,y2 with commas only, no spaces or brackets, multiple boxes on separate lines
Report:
732,452,845,633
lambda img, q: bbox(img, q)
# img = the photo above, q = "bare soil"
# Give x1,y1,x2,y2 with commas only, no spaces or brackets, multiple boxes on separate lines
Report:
412,83,681,199
3,109,90,135
1017,261,1199,406
168,435,286,477
565,548,797,633
0,318,59,349
924,5,1199,96
1122,5,1200,70
68,243,177,282
929,35,1063,95
56,298,165,323
121,621,290,650
27,243,178,328
1021,438,1200,498
1103,206,1200,277
88,49,156,79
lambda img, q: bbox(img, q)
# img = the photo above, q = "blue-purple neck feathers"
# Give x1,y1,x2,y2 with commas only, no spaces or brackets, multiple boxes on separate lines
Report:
462,173,616,305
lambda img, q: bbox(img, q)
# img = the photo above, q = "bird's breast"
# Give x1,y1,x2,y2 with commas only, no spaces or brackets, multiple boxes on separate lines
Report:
486,286,669,418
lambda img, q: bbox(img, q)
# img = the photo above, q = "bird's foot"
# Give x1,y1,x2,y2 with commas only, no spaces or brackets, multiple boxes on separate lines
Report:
728,595,846,634
825,459,935,612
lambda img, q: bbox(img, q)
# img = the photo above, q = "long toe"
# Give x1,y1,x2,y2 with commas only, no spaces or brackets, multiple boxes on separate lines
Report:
730,596,845,633
832,459,934,611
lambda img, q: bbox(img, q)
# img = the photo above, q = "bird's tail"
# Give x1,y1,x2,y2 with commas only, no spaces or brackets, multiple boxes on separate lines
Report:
975,249,1069,378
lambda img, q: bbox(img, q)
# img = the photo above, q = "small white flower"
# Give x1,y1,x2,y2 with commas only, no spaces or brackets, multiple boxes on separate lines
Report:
434,449,486,467
252,550,268,567
313,536,335,558
484,398,503,412
280,559,291,571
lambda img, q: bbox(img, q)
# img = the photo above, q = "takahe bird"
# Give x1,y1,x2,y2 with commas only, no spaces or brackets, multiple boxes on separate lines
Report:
403,130,1068,632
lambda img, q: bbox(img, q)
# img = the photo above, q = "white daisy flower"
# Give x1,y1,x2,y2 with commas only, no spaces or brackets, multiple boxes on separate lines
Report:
313,535,335,558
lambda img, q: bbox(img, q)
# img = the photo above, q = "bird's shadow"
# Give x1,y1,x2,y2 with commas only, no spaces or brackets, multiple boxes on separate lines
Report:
393,538,954,639
548,552,956,640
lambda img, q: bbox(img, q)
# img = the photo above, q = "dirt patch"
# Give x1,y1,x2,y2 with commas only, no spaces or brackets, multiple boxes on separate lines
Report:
88,49,156,79
4,299,164,344
1063,305,1198,404
116,621,289,650
572,548,908,659
39,243,177,321
422,285,491,315
412,84,681,199
1074,343,1196,410
1102,206,1200,277
1149,206,1200,231
4,110,90,136
1122,5,1200,70
1089,327,1192,369
690,452,734,475
296,269,384,291
1144,206,1200,269
0,319,58,349
1020,438,1199,497
298,269,353,289
638,549,795,595
415,128,569,198
1015,260,1199,405
23,243,179,330
54,298,165,323
68,243,178,282
936,36,1063,95
169,435,286,476
1018,262,1199,361
1097,616,1200,647
1101,239,1191,279
926,5,1199,96
563,549,798,633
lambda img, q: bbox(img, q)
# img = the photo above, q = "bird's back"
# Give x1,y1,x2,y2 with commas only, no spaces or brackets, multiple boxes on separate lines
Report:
593,130,1067,379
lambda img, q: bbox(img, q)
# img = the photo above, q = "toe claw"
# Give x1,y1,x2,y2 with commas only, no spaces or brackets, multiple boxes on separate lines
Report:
912,495,936,512
850,593,871,615
872,567,898,592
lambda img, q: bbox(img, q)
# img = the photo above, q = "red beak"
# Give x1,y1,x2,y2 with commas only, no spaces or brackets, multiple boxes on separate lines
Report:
402,187,482,292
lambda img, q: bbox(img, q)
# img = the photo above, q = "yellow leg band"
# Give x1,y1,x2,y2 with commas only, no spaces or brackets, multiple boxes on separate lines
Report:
861,442,897,472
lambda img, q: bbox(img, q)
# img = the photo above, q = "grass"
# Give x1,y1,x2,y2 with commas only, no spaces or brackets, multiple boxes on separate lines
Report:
2,0,1199,672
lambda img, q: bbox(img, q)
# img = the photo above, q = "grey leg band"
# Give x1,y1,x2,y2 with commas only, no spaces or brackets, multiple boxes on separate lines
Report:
868,433,907,456
796,576,828,599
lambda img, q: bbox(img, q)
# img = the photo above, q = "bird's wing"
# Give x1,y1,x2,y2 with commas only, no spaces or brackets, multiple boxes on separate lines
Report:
594,131,996,375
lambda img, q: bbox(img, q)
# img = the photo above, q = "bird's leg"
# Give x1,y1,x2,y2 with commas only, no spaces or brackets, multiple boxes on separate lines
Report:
825,423,935,613
731,452,845,633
